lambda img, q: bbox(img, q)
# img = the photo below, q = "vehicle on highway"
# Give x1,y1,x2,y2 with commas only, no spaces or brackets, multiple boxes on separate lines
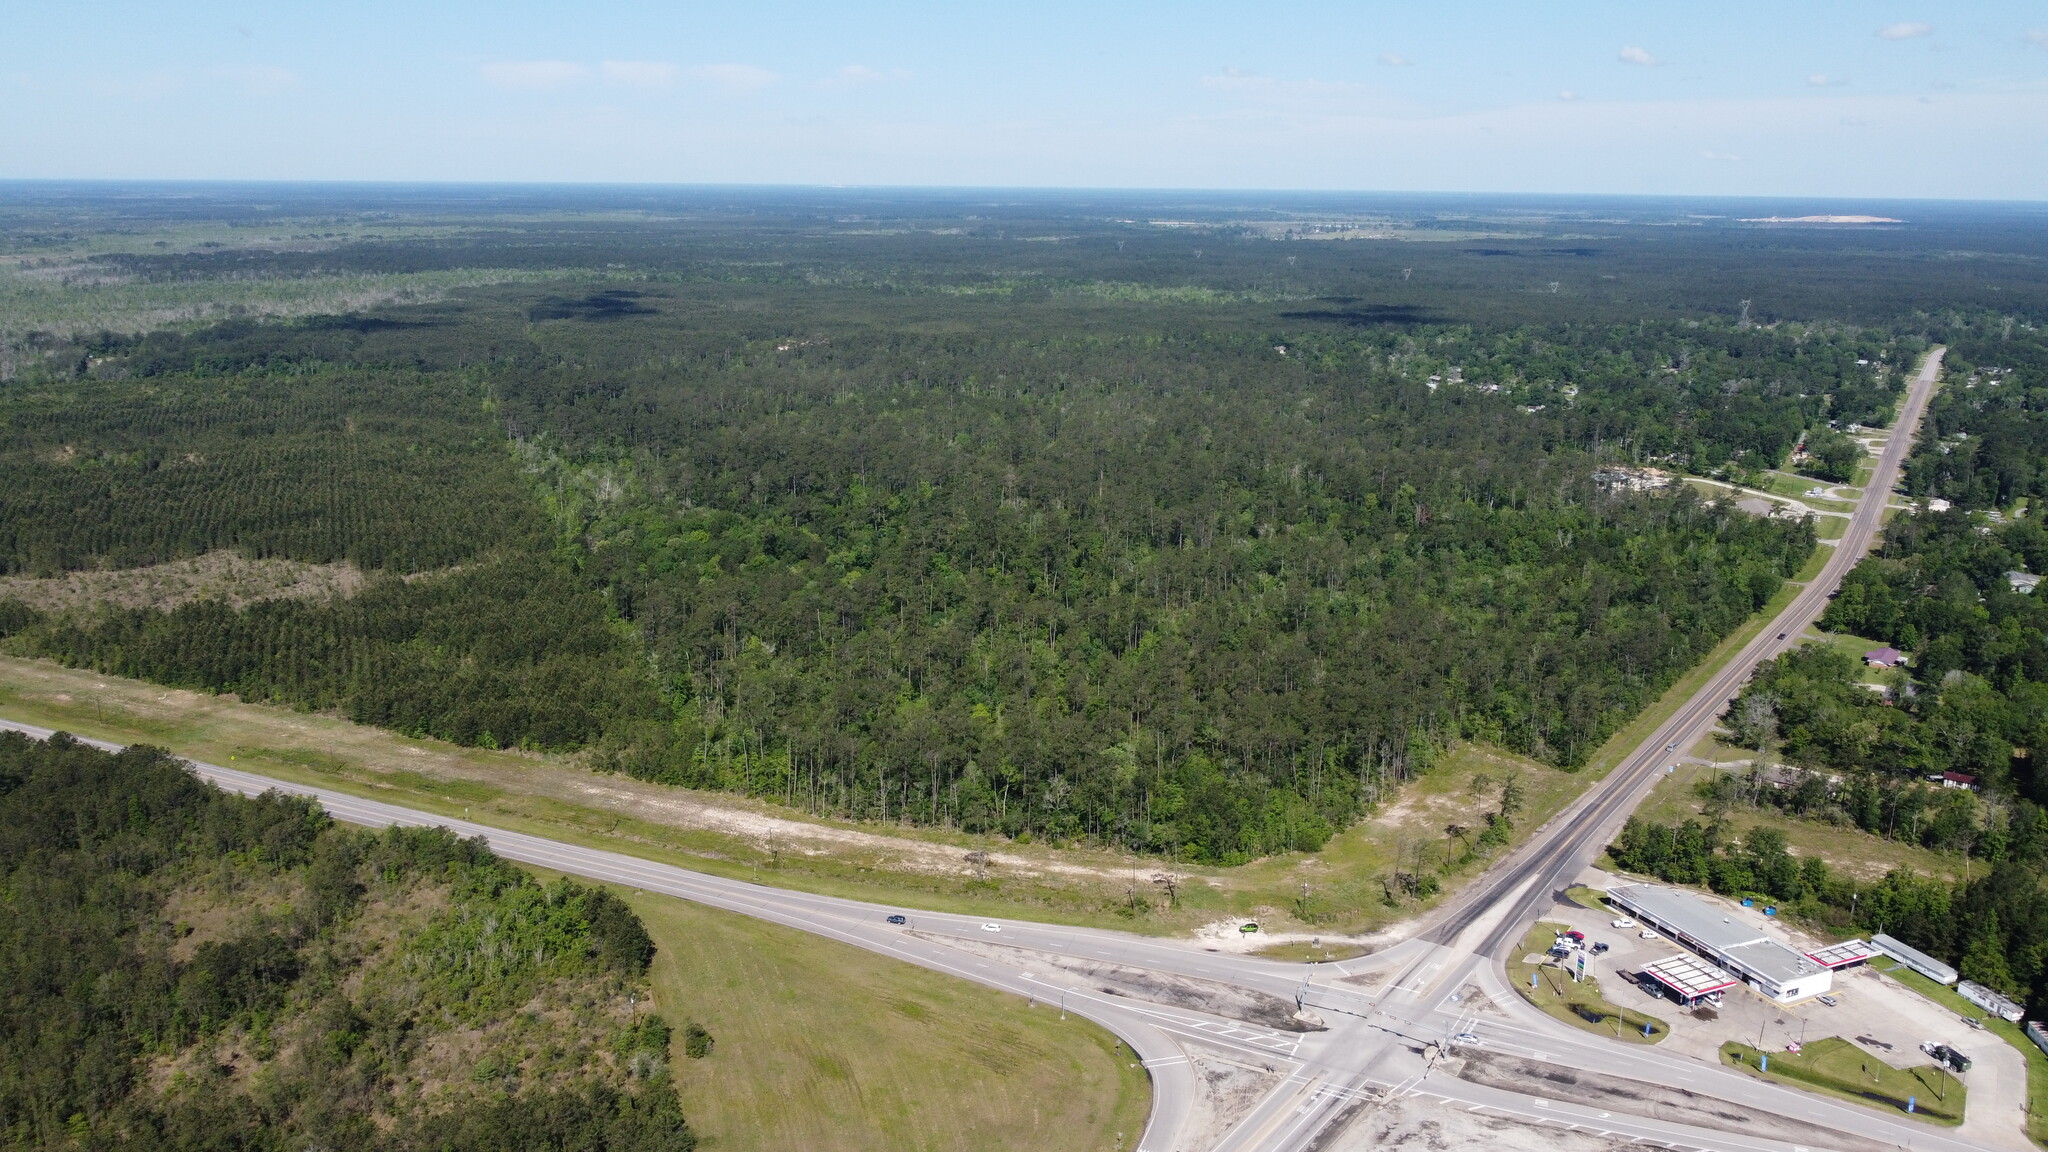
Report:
1639,929,1661,940
886,914,907,925
1453,1032,1479,1045
1960,1016,1983,1029
1817,994,1838,1007
1777,632,1788,640
1665,741,1678,751
981,922,1002,932
1611,918,1636,928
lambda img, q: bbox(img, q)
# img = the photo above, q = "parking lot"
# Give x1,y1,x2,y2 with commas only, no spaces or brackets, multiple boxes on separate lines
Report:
1524,879,2035,1147
1539,895,1998,1069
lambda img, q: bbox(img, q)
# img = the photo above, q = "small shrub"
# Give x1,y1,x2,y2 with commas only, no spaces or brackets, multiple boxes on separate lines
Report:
682,1022,713,1060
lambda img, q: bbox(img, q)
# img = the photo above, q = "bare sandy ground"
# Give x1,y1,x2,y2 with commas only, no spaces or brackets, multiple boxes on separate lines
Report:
0,551,367,612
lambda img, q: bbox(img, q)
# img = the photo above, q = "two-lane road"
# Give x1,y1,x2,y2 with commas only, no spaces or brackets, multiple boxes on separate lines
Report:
1424,347,1944,959
0,349,1985,1152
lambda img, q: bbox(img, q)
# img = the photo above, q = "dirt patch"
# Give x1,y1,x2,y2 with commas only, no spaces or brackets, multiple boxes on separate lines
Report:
0,551,368,613
913,932,1325,1032
1194,916,1401,956
1451,984,1506,1018
1175,1043,1286,1150
1325,1091,1634,1152
1452,1050,1891,1152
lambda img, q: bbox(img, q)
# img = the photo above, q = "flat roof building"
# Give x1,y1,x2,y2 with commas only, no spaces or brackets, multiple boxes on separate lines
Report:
1641,954,1738,1005
1608,883,1834,1003
1871,933,1958,985
1959,980,2025,1023
1806,939,1881,970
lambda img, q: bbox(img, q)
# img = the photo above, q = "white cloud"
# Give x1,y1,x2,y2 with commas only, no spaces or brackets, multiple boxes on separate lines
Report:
1618,46,1656,66
1558,88,1578,101
1877,22,1932,40
1699,149,1740,161
1807,73,1844,87
2026,29,2048,50
1378,52,1412,67
601,61,680,89
689,63,778,92
480,61,586,91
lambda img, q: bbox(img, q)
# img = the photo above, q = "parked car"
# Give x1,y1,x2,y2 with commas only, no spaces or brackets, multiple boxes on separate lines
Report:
886,914,907,925
1611,918,1637,929
1960,1016,1983,1030
1640,929,1662,940
1592,941,1610,955
1920,1042,1971,1072
1564,930,1586,942
1816,994,1838,1007
1240,922,1260,934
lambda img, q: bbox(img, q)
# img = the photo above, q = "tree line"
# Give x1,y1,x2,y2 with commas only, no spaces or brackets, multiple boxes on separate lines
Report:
0,730,691,1152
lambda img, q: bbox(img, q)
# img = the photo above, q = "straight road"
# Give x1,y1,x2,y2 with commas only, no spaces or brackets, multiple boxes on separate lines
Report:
3,715,1988,1152
0,349,1986,1152
1422,347,1945,959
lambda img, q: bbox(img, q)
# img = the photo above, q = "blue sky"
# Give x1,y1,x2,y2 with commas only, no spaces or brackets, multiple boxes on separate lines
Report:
6,2,2046,197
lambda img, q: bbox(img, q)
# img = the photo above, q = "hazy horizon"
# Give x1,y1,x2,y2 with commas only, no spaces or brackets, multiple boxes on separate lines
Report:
10,3,2048,198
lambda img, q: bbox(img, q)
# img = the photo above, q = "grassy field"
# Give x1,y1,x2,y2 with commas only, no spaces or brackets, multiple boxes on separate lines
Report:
1758,471,1860,513
1628,758,1960,884
0,653,1579,938
624,890,1151,1152
1877,967,2048,1147
1721,1038,1963,1124
1504,923,1667,1043
0,481,1842,943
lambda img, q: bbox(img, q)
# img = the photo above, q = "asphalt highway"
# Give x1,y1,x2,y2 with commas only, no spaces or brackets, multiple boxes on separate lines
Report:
1424,347,1946,961
1,351,1992,1152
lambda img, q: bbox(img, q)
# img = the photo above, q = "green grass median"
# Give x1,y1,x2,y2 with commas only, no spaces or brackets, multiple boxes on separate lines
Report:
1506,923,1667,1043
1721,1037,1963,1124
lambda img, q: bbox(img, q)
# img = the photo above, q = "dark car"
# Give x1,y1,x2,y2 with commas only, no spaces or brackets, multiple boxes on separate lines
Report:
1592,941,1610,954
886,914,907,925
1776,632,1788,640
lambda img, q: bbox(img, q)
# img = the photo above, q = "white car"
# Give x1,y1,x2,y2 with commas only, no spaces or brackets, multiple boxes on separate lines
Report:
981,922,1002,933
1453,1032,1480,1045
1639,929,1662,940
1611,918,1637,929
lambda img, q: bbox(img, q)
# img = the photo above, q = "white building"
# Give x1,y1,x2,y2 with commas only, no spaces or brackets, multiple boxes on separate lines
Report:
1607,884,1857,1003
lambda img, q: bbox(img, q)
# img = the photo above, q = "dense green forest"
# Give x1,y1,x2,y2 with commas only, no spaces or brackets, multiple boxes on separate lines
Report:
1905,324,2048,510
0,194,1990,863
1799,512,2044,795
1611,510,2048,1007
0,364,542,576
0,730,691,1151
1,292,1848,862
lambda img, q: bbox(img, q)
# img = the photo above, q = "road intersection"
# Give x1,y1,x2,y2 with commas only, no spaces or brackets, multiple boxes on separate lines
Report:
3,348,2001,1152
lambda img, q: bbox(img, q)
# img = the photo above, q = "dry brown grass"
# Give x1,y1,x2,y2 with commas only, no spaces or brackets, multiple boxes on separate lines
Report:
0,551,367,612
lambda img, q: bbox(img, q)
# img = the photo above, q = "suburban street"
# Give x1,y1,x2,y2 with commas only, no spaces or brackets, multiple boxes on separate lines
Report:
0,350,2002,1152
